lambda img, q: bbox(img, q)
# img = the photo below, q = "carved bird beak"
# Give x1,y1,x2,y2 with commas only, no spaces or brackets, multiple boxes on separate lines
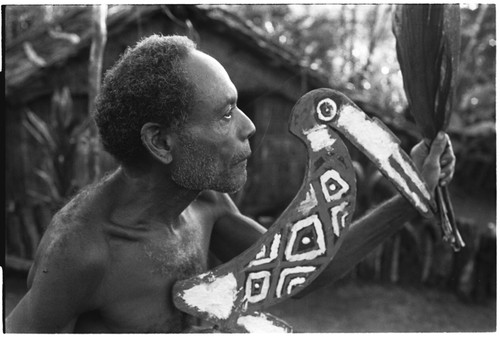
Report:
295,89,437,218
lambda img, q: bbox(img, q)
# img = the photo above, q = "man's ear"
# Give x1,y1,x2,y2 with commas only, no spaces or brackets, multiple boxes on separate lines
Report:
141,122,174,164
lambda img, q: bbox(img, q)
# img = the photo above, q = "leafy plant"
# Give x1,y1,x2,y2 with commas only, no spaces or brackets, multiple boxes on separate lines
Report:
22,87,93,207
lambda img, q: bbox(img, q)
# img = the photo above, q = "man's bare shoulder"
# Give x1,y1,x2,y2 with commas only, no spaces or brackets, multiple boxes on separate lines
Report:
29,187,109,288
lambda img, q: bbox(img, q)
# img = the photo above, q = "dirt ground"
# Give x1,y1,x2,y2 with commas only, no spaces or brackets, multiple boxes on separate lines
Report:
3,272,495,333
270,280,496,332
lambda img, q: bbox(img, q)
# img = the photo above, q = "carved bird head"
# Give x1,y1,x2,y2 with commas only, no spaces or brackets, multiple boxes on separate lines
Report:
289,88,436,218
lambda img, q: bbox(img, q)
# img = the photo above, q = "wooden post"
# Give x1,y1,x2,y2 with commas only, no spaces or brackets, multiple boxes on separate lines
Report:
87,5,108,183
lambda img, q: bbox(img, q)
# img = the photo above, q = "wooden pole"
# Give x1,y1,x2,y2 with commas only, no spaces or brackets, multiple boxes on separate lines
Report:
88,5,108,183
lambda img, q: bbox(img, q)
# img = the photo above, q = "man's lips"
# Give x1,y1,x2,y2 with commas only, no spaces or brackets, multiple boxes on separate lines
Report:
233,152,251,166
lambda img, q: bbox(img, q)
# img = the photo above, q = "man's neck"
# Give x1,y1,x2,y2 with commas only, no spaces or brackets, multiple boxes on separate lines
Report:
107,165,201,229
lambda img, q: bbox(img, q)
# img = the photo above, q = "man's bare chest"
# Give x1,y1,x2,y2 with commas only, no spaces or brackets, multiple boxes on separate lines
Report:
88,214,213,332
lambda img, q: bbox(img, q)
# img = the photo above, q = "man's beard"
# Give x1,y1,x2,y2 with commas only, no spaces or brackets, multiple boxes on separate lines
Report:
171,131,248,194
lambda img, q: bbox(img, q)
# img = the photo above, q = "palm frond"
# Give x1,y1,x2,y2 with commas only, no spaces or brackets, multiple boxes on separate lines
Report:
392,4,464,251
393,4,461,139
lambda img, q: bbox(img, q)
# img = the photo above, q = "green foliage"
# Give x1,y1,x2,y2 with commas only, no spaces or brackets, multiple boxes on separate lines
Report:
221,4,495,131
23,87,92,206
455,4,496,128
221,4,408,116
12,5,112,208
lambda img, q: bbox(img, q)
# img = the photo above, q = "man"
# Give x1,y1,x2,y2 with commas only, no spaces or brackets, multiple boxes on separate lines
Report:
6,35,455,332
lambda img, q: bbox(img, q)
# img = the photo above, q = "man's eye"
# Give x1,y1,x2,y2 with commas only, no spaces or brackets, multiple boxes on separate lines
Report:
223,108,234,119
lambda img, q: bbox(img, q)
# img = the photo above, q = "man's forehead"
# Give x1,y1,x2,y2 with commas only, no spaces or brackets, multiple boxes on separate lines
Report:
185,51,237,107
185,50,227,81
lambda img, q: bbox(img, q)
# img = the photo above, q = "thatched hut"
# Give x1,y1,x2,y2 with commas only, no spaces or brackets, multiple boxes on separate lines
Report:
6,5,340,262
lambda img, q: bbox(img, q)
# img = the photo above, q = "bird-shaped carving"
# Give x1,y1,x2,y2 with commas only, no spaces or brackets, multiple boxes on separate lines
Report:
173,89,437,332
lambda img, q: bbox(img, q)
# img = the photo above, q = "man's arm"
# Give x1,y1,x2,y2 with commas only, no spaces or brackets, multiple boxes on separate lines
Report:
210,193,266,263
6,223,107,333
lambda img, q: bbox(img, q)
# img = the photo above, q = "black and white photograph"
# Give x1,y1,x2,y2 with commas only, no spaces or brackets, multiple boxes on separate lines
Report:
3,3,496,333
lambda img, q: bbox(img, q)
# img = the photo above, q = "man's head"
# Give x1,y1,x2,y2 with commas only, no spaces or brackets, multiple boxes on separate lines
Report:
94,34,196,166
95,35,255,193
167,50,256,193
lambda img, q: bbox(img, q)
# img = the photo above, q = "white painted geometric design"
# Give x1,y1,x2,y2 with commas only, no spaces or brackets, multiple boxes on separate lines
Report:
248,233,281,267
304,124,336,152
284,214,326,262
297,184,318,215
236,312,290,333
255,245,266,260
276,266,316,298
320,169,349,203
316,98,338,122
180,272,237,320
329,201,349,237
286,277,307,294
336,105,430,213
245,271,271,303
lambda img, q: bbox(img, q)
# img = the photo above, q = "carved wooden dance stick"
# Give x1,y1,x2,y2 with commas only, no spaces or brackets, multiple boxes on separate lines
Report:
173,89,437,332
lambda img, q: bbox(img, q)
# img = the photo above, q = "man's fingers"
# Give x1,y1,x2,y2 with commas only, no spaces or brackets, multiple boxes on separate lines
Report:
440,151,456,167
441,157,453,166
440,174,453,186
439,133,455,187
439,157,455,186
429,132,448,160
441,160,454,173
439,166,454,179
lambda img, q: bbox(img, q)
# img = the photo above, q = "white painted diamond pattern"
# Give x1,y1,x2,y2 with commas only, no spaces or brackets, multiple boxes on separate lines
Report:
248,233,281,267
284,214,326,262
276,266,317,298
320,169,349,202
245,271,271,304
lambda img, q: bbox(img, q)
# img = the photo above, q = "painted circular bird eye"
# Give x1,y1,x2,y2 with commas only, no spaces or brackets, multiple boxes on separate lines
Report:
316,98,337,122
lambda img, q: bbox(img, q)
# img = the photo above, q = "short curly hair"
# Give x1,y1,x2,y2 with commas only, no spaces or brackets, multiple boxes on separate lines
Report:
94,34,197,166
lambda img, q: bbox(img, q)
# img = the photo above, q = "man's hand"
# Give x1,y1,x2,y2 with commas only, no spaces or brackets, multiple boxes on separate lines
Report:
410,131,456,192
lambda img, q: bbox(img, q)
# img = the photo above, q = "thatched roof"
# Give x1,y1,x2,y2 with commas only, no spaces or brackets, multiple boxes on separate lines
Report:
5,5,329,103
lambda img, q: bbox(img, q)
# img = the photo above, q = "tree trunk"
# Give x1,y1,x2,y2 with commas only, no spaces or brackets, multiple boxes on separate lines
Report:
87,5,108,183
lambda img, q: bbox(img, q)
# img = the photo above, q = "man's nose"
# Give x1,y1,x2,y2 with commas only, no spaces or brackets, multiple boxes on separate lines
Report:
237,108,256,140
